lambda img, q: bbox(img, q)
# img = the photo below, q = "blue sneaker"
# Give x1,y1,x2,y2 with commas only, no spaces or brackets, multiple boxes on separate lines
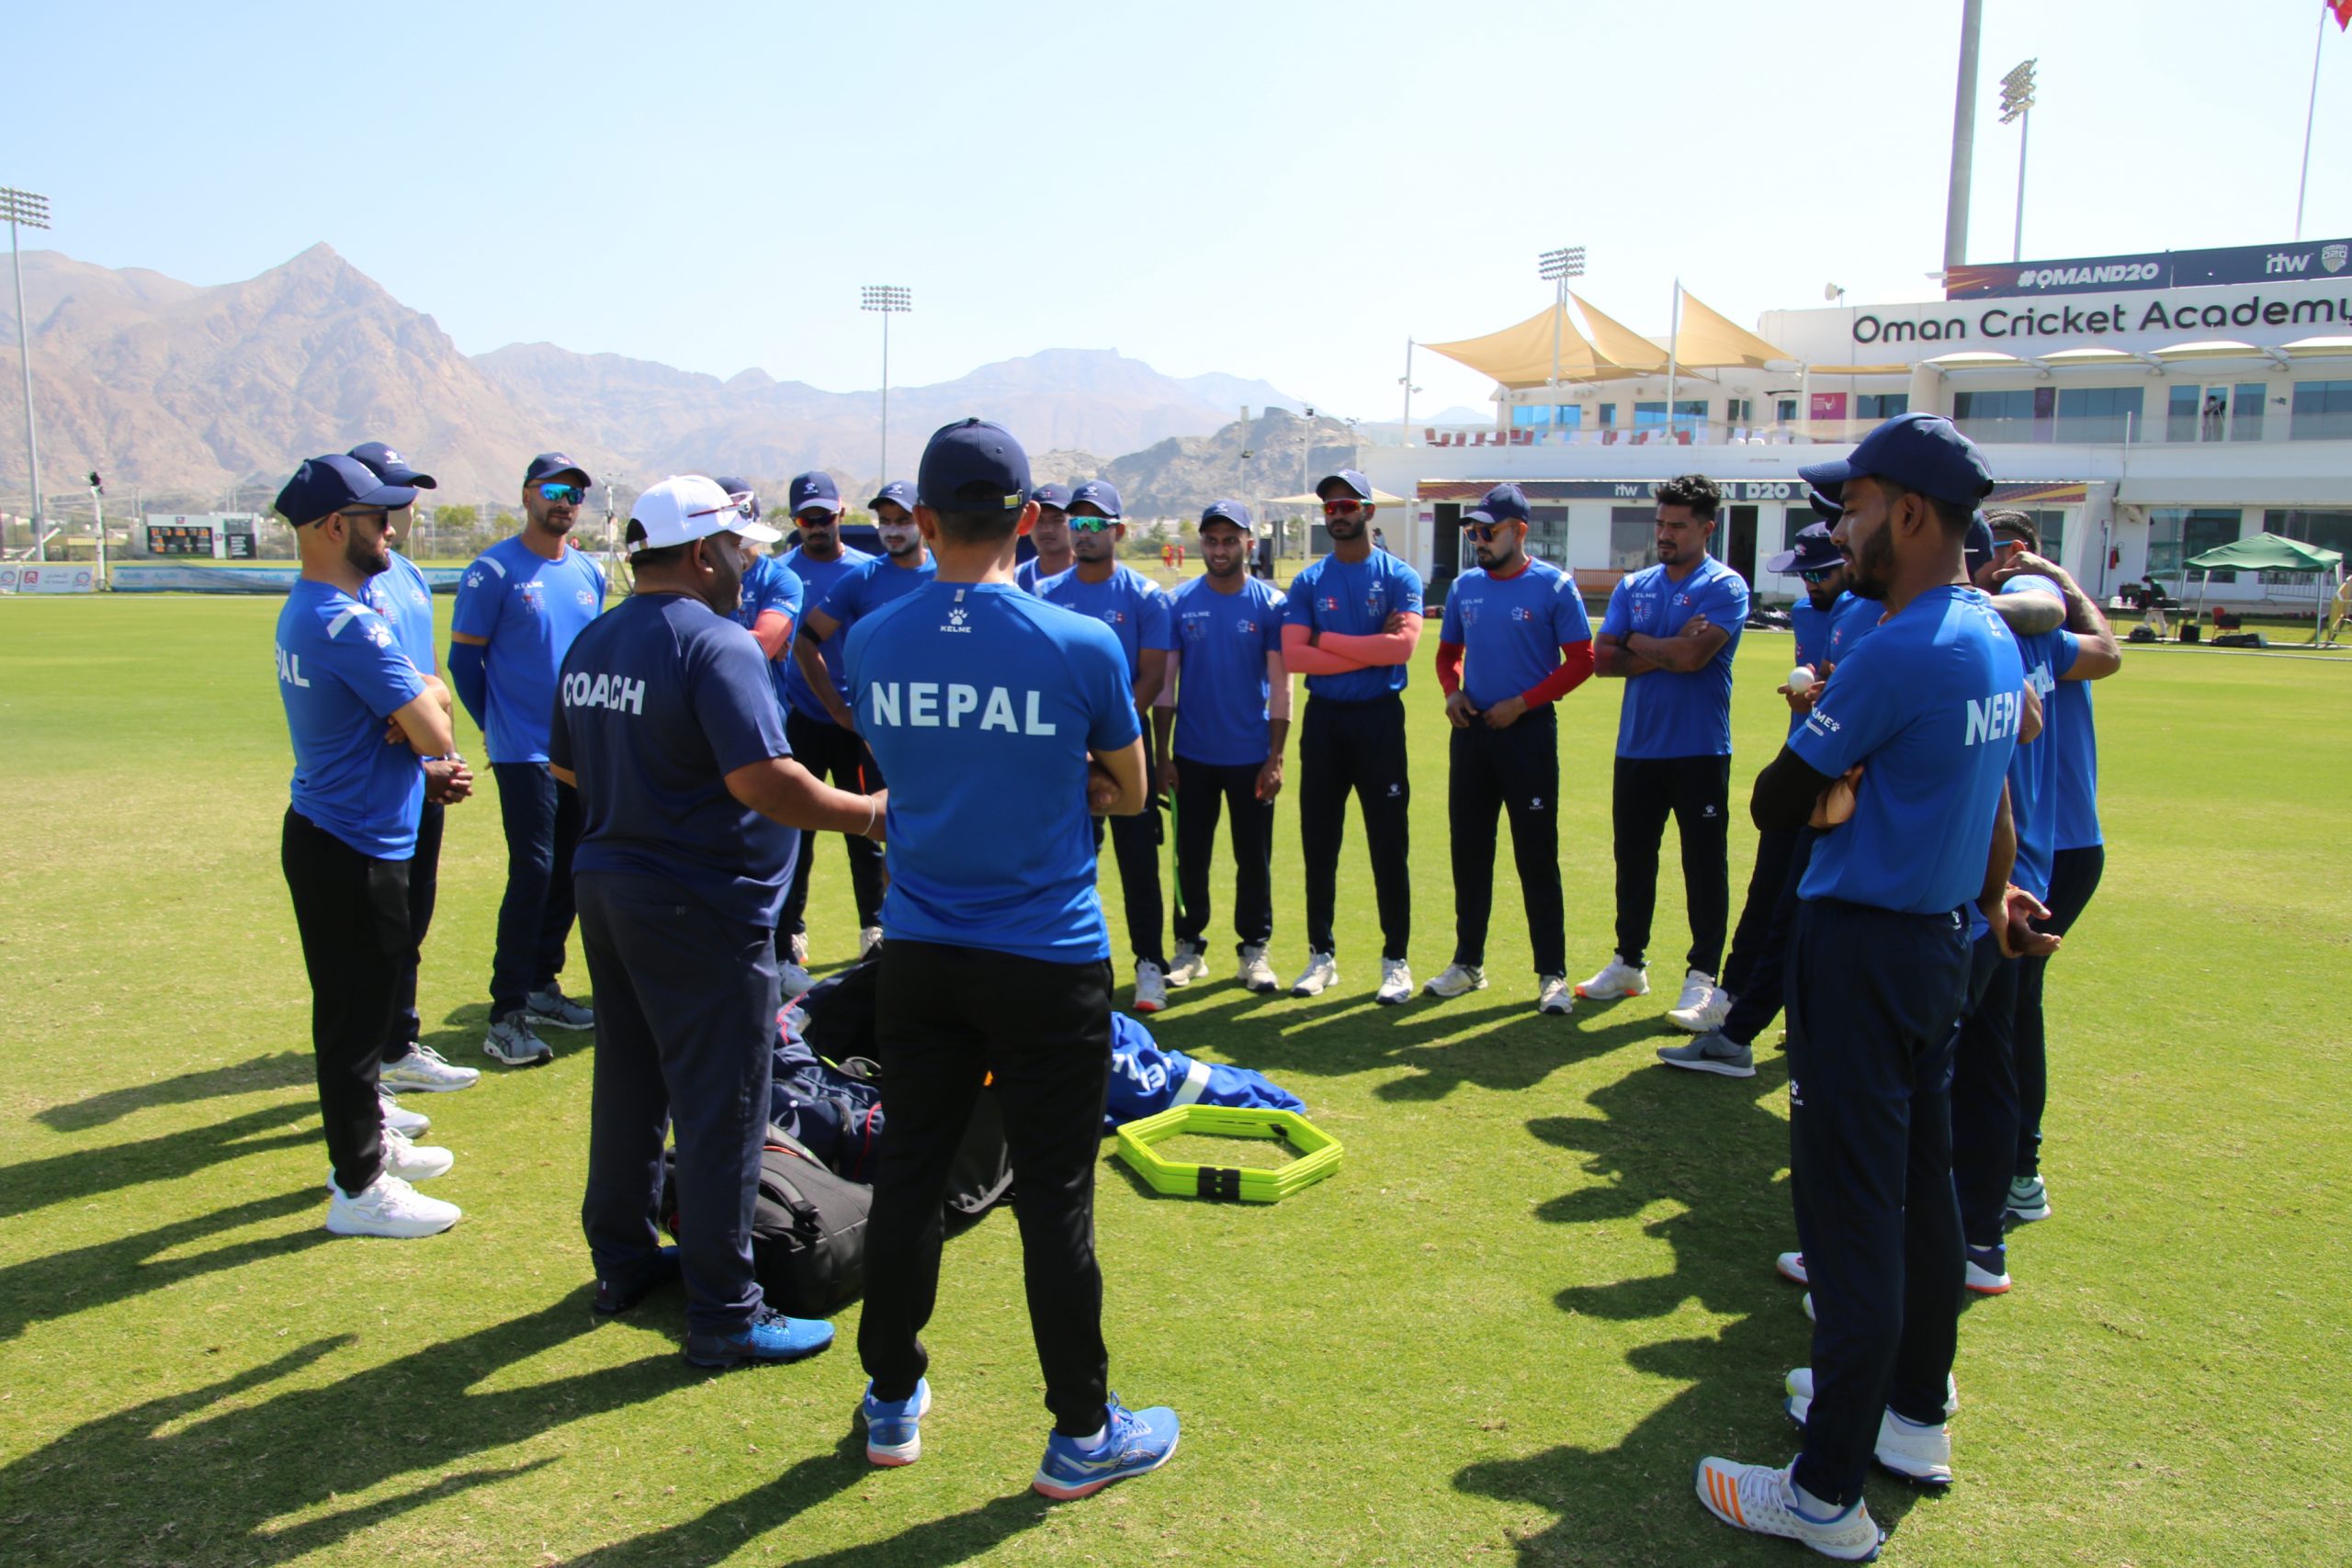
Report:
861,1378,932,1467
1031,1397,1180,1500
682,1306,834,1369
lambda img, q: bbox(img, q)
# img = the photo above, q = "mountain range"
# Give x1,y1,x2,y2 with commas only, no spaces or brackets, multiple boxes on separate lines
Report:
0,245,1308,511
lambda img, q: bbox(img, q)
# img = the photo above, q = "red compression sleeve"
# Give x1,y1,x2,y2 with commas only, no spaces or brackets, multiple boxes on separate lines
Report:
1436,641,1464,696
1521,640,1596,706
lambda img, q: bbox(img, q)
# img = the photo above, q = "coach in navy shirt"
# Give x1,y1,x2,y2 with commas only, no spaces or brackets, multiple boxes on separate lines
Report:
1280,470,1426,1003
551,474,879,1370
1429,484,1594,1015
450,452,607,1067
1153,501,1290,995
765,472,882,991
1695,412,2047,1556
1585,475,1750,1028
272,455,465,1240
1039,479,1178,1011
846,418,1179,1498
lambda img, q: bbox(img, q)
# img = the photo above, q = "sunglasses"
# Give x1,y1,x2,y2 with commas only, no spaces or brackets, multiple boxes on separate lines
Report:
1322,500,1364,518
537,483,586,504
1800,566,1842,583
1069,515,1119,533
1466,524,1512,541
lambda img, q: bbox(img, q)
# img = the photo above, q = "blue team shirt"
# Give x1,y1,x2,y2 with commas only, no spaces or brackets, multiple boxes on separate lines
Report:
845,582,1141,960
1790,596,1838,677
1599,556,1749,759
1787,592,1883,739
819,556,936,642
1792,585,2027,915
547,592,799,929
276,579,428,859
368,552,438,677
729,552,806,715
449,536,606,763
2000,623,2080,901
2000,575,2103,851
1167,575,1286,766
778,544,873,720
1037,563,1175,682
1281,549,1426,702
1014,556,1060,595
1439,558,1594,709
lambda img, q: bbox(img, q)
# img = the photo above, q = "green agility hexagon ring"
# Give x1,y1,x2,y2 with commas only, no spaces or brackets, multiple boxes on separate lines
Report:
1114,1105,1343,1202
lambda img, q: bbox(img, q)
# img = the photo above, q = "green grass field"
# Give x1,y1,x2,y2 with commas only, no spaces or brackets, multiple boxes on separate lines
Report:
1,593,2345,1567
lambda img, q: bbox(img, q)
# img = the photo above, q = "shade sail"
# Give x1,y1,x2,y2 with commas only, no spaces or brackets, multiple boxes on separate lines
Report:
1422,306,1612,389
2184,533,2343,572
1568,293,1670,374
1670,288,1792,368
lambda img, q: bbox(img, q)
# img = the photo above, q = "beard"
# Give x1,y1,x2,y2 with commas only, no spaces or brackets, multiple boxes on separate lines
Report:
1844,526,1897,600
345,532,390,577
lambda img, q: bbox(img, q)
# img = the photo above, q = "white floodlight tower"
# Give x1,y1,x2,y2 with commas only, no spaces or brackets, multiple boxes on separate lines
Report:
1538,246,1587,391
860,284,912,486
3,186,51,560
1999,60,2038,264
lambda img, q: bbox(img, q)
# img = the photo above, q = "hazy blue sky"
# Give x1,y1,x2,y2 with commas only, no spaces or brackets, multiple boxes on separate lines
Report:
10,0,2349,420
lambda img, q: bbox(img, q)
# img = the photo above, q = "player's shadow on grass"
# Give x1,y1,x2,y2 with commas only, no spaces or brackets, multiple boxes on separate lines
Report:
0,1187,329,1341
0,1295,695,1568
33,1051,313,1132
1452,1052,1932,1558
0,1100,317,1219
1158,988,1669,1103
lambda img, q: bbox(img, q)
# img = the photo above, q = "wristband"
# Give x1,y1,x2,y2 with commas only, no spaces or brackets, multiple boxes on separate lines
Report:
864,796,878,838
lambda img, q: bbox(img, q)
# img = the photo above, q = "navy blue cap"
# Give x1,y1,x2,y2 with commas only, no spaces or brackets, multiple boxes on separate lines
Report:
1069,479,1123,518
916,419,1032,512
347,441,437,491
787,471,842,516
1806,485,1843,525
868,480,918,514
525,452,591,488
275,454,417,525
1200,499,1253,531
1462,483,1530,526
1317,469,1374,502
1964,512,1997,579
1797,412,1994,508
713,477,760,522
1766,523,1843,576
1029,482,1074,511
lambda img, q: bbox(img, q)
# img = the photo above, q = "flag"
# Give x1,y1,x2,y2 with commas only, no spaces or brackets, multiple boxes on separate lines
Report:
2333,0,2352,34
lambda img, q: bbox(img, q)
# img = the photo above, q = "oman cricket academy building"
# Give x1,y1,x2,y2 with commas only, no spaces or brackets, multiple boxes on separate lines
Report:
1362,237,2352,613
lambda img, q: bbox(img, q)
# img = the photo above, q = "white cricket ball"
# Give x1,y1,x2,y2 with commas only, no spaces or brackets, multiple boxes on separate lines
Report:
1788,665,1817,690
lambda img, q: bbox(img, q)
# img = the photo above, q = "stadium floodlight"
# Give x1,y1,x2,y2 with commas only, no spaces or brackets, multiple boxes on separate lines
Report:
860,285,913,486
1999,60,2036,262
1537,245,1587,389
3,186,50,561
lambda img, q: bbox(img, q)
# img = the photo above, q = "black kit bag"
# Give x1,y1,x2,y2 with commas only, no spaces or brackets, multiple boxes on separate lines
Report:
662,1128,870,1317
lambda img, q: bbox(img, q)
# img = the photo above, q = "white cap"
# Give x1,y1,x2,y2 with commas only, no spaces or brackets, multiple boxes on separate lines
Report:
626,475,782,554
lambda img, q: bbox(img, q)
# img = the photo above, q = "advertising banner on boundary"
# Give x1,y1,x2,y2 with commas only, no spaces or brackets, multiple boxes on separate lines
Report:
0,562,100,593
110,564,468,593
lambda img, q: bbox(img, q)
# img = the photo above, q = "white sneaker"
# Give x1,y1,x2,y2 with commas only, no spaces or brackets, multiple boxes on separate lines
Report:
1575,953,1650,1000
859,925,886,959
1665,970,1731,1032
380,1126,454,1181
1133,961,1169,1014
379,1091,430,1138
1237,944,1279,993
1289,952,1338,997
1423,962,1487,998
1776,1250,1808,1285
1802,1292,1815,1322
779,960,816,998
1537,975,1574,1016
379,1042,481,1093
1375,958,1413,1006
1785,1366,1959,1423
1693,1457,1883,1560
1167,941,1208,987
325,1172,462,1238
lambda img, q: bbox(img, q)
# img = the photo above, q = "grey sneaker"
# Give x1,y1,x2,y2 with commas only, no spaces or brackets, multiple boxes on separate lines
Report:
525,985,594,1031
483,1014,554,1067
1657,1030,1755,1078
